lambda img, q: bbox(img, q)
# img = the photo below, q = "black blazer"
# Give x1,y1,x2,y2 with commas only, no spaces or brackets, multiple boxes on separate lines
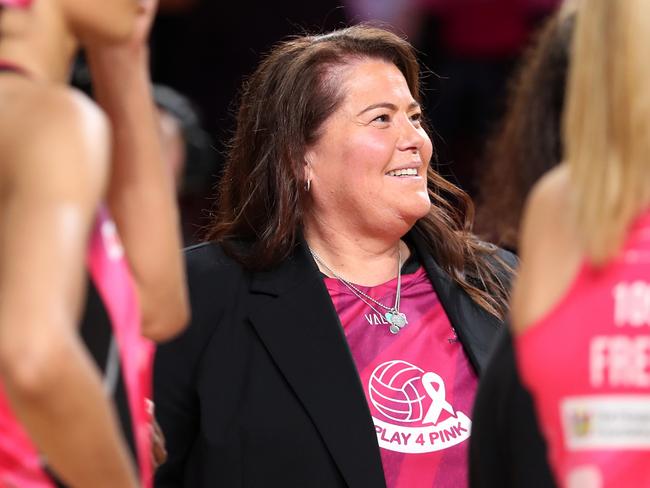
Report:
154,233,514,488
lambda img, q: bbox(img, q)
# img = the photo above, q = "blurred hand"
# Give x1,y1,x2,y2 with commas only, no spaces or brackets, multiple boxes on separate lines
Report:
86,0,158,78
152,417,167,469
147,400,167,469
85,0,159,116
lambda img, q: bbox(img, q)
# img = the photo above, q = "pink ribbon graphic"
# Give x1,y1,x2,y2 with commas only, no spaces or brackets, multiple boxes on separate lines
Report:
422,372,456,425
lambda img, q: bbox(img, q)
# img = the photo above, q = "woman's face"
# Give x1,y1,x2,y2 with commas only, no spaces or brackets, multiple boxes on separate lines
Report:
306,58,433,238
63,0,140,44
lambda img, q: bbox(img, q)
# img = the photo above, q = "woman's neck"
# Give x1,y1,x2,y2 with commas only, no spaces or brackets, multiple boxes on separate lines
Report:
304,219,411,286
0,3,77,83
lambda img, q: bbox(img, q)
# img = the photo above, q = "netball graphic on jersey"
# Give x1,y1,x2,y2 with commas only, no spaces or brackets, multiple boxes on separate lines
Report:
368,360,471,454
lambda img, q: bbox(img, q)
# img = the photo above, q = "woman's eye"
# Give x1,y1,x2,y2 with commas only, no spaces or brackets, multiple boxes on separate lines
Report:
372,114,390,123
410,112,423,125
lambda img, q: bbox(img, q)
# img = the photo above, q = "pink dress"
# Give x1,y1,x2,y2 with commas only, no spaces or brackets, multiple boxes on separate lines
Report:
0,207,154,488
517,210,650,487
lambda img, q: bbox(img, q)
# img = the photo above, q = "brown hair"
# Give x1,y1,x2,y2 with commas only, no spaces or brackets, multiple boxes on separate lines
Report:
207,24,511,319
476,10,575,250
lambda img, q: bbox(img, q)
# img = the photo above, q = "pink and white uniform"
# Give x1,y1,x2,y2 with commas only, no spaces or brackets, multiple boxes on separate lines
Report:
325,265,478,488
0,207,154,488
517,210,650,488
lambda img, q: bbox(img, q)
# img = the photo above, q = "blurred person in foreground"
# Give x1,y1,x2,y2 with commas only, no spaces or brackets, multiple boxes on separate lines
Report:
510,0,650,486
469,3,577,487
154,24,515,488
0,0,188,486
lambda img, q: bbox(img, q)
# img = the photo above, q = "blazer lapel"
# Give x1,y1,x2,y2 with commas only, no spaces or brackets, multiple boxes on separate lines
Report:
247,243,386,488
410,232,502,374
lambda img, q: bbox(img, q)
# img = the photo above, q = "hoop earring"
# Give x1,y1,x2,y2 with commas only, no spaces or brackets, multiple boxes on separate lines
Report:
304,163,311,192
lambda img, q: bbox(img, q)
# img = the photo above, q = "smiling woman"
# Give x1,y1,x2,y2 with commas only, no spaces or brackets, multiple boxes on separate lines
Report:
154,24,515,488
305,59,433,250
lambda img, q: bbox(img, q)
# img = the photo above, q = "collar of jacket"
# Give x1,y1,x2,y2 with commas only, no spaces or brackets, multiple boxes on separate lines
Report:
247,230,503,488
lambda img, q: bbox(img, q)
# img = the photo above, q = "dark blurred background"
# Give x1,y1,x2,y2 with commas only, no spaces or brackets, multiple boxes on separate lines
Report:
147,0,564,244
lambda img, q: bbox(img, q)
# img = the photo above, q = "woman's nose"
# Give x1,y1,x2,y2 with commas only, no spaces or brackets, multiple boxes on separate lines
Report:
396,115,426,152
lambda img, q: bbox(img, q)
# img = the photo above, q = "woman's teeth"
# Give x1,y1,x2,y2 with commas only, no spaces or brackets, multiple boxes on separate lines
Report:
387,168,418,177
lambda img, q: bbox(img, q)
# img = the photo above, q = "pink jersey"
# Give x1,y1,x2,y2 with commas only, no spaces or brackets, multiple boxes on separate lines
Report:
0,0,32,8
325,266,478,488
0,207,154,488
516,210,650,488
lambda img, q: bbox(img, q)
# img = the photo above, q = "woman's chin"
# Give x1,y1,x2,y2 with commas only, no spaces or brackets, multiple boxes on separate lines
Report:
404,197,433,222
391,200,432,233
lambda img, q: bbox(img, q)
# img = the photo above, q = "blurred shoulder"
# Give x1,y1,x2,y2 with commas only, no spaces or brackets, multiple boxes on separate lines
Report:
3,83,108,143
0,83,109,189
524,164,572,233
519,164,576,263
512,164,581,332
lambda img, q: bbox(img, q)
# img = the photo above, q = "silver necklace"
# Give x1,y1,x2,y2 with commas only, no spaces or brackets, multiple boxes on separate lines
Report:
310,248,408,334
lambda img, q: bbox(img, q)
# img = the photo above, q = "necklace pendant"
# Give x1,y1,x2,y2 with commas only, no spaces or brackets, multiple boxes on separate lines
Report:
392,312,407,328
385,311,407,330
385,312,401,334
385,311,392,323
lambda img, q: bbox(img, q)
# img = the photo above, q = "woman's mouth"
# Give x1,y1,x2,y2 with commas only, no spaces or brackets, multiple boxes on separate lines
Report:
386,168,419,177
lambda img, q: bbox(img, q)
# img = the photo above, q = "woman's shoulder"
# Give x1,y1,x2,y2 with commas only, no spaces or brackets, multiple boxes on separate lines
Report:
184,240,252,266
481,242,518,270
183,241,249,295
410,230,518,292
472,240,519,291
173,242,250,349
520,164,576,268
185,240,231,264
184,240,247,275
512,164,582,332
1,83,107,143
0,83,109,187
526,165,571,219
